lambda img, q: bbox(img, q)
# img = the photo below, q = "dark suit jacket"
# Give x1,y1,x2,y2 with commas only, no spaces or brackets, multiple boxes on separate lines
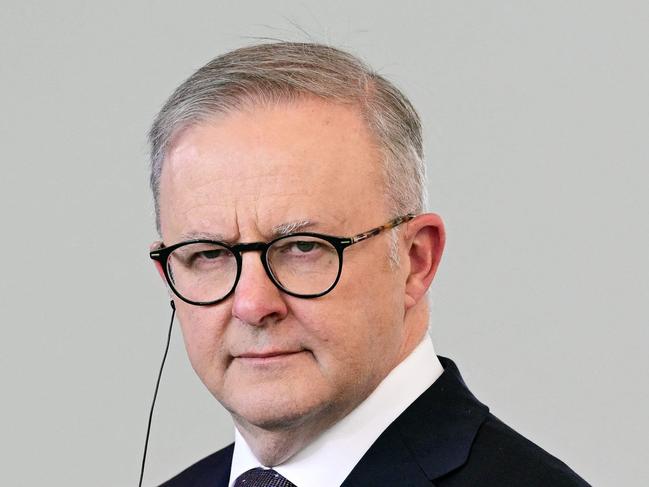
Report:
160,357,590,486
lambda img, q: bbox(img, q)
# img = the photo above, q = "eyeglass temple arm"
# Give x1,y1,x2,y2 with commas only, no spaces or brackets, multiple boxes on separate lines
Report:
349,214,415,244
149,241,167,260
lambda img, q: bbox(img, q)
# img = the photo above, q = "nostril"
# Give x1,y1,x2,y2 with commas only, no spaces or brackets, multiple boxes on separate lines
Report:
231,261,289,326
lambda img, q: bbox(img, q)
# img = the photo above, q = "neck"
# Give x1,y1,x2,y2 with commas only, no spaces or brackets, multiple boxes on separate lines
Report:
397,300,430,362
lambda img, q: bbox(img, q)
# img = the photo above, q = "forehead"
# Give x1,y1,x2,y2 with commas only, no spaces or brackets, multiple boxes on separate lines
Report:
158,98,388,241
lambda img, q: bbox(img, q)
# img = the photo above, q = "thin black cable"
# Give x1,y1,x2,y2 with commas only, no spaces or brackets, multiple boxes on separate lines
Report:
139,300,175,487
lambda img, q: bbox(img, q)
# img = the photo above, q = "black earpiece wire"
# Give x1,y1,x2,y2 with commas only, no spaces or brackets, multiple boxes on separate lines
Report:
138,300,176,487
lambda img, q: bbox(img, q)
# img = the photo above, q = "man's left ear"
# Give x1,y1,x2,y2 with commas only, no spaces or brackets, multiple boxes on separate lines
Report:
403,213,446,309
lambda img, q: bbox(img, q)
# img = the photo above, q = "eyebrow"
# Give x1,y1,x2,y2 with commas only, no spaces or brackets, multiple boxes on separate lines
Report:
272,219,317,237
178,230,229,242
176,219,318,244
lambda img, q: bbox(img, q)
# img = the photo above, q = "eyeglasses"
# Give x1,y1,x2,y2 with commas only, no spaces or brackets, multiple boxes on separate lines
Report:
150,214,415,306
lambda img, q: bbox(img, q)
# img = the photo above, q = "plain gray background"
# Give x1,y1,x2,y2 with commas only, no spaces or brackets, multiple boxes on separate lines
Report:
1,1,647,486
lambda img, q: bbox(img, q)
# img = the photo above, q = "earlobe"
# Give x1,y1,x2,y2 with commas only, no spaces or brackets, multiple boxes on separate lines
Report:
404,214,445,309
153,259,166,281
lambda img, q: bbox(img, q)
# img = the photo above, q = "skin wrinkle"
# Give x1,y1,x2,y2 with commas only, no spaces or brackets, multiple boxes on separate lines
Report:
154,97,443,466
176,219,318,247
162,130,314,240
149,45,427,236
163,185,313,244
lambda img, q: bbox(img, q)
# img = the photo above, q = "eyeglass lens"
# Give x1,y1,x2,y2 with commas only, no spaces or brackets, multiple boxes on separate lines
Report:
166,236,340,303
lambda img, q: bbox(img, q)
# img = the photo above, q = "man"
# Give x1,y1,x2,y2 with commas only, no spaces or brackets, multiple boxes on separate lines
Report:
148,42,589,486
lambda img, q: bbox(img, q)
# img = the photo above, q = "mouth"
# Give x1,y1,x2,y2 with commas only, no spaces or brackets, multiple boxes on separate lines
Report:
234,349,307,365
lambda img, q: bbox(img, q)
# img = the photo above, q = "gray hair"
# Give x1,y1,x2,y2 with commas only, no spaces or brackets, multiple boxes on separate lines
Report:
149,42,426,234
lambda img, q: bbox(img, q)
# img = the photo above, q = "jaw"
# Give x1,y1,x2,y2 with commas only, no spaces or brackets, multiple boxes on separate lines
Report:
229,393,352,466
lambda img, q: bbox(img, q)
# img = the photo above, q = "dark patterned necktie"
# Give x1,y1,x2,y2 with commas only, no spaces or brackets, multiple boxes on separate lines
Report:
234,467,297,487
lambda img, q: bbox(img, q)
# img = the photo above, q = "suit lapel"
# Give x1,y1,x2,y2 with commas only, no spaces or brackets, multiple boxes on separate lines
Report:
341,357,489,485
193,443,233,487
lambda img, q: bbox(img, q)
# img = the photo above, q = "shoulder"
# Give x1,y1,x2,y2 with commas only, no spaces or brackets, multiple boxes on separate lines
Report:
159,443,234,487
438,413,590,486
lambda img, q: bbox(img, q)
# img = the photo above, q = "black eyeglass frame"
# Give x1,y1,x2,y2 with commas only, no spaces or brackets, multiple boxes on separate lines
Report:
150,214,415,306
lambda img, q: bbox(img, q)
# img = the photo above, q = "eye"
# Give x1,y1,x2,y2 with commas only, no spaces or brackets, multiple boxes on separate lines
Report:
270,236,334,260
279,240,325,254
196,249,226,259
189,248,232,266
294,241,317,252
170,243,233,269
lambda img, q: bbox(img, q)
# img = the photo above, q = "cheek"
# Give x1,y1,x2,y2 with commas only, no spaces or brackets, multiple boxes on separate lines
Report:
177,306,228,373
292,298,382,376
306,272,404,371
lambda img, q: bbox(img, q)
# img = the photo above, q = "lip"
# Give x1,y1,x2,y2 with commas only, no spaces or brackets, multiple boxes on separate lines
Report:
236,350,303,359
233,350,308,366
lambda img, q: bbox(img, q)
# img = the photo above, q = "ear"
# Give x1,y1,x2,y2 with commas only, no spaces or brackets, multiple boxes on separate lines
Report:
403,213,446,309
150,241,167,282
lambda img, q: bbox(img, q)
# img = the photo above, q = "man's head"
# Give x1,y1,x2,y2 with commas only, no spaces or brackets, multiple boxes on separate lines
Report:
149,42,445,464
149,42,426,234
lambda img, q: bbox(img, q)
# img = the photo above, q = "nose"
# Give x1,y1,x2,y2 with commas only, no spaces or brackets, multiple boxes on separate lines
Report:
231,252,288,326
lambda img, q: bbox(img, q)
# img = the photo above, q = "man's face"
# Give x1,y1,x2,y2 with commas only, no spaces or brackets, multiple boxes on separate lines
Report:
156,98,415,435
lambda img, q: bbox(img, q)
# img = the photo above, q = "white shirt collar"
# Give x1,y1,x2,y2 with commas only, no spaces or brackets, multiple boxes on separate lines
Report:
228,334,443,487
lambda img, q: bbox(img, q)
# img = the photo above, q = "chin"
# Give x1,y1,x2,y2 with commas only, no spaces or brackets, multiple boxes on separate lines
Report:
234,397,322,430
224,387,339,433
